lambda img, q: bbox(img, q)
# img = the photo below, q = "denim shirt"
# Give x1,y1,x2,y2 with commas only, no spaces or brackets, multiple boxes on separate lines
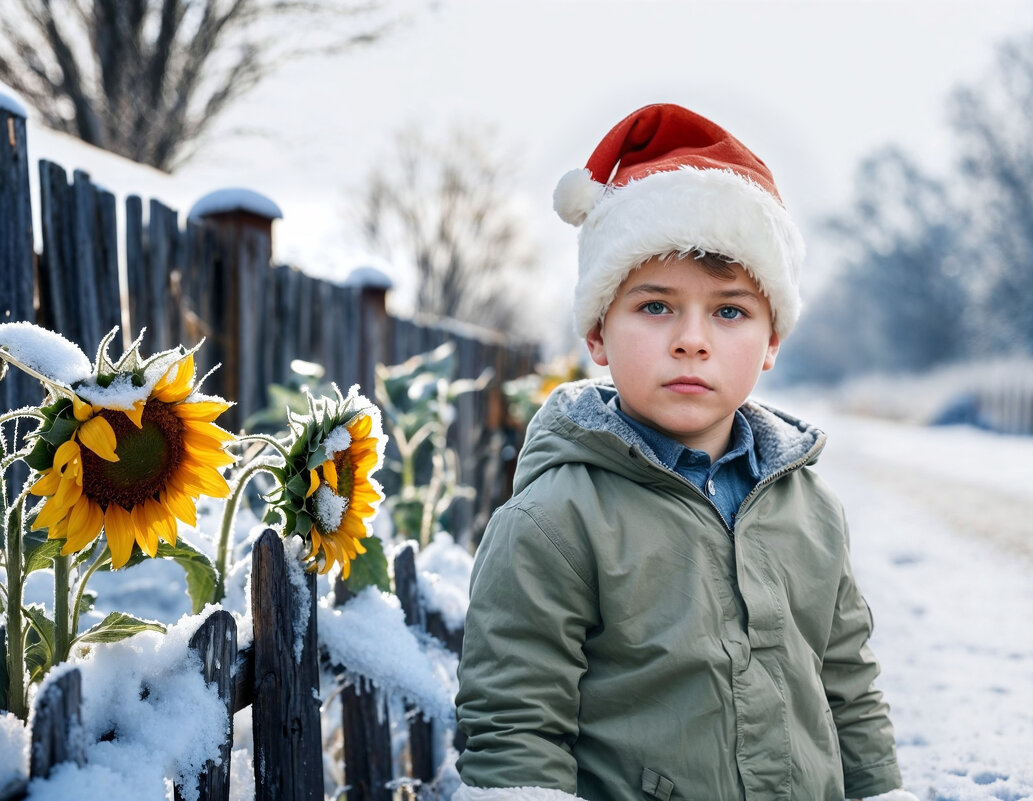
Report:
611,400,761,530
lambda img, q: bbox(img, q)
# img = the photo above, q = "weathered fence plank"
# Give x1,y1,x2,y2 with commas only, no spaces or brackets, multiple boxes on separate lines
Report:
29,668,86,780
341,676,393,801
251,529,324,801
174,610,238,801
392,545,434,784
0,104,36,498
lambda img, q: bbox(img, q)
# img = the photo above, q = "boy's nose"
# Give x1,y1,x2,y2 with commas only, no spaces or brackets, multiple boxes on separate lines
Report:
670,315,710,358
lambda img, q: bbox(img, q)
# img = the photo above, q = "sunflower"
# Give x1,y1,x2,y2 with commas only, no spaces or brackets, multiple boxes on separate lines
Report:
1,327,236,569
274,385,385,577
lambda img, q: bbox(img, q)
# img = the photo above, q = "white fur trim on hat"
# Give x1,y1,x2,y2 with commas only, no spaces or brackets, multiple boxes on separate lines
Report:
452,782,585,801
573,166,805,340
553,168,605,226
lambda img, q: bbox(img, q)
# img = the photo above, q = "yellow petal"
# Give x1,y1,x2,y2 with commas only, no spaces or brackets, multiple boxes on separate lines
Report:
78,415,119,462
30,469,63,497
176,464,230,499
53,440,81,472
161,484,197,528
181,419,234,448
154,354,194,403
348,414,372,440
71,396,95,422
321,460,339,491
124,401,145,428
182,442,236,469
62,497,104,554
146,498,177,545
52,472,82,509
104,504,136,569
32,486,77,531
174,400,231,422
131,504,159,558
306,469,320,498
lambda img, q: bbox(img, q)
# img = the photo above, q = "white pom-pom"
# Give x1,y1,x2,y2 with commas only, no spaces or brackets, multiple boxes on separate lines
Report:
553,168,603,226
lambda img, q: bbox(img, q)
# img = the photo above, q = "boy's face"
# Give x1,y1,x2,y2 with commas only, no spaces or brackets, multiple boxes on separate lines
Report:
586,255,780,461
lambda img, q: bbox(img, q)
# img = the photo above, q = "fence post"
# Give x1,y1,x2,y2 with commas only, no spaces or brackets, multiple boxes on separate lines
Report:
29,668,86,780
392,545,435,784
190,190,282,431
251,528,323,801
341,677,393,801
0,92,35,500
349,267,394,401
174,610,238,801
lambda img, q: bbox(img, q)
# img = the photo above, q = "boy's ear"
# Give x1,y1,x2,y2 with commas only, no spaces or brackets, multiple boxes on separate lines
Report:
586,322,609,367
762,330,780,371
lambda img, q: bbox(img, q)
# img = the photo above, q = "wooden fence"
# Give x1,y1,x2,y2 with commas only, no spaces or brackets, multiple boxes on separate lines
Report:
0,532,461,800
0,101,539,546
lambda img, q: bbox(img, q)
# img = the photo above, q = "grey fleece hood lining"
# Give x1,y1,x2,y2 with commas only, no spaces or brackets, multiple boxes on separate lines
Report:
547,378,822,479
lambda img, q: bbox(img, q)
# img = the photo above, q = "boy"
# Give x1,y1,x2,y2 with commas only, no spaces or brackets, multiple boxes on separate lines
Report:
454,104,914,801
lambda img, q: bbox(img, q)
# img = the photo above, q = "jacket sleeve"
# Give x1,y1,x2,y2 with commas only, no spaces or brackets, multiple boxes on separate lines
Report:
455,500,599,798
821,519,903,799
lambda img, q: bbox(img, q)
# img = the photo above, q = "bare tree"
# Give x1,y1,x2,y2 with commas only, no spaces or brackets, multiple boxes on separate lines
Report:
357,124,539,337
0,0,399,170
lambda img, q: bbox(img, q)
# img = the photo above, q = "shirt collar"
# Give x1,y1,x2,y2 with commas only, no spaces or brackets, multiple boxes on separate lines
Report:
610,398,761,479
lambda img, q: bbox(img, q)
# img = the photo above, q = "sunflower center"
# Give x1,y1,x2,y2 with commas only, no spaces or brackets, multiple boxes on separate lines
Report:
333,453,355,500
81,401,185,510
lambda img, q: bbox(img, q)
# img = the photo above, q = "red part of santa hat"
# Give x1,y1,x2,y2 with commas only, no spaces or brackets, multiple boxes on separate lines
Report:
555,103,805,339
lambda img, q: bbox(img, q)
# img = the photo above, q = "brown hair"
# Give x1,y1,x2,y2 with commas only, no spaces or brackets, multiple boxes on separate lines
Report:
657,250,738,280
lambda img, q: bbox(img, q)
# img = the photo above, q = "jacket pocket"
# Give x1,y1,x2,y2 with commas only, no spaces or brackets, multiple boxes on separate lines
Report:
641,767,676,801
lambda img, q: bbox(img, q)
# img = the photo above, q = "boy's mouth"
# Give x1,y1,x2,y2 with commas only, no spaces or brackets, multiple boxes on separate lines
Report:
663,376,712,394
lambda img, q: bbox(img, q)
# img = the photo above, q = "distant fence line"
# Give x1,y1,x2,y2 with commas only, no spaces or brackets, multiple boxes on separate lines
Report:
0,104,539,544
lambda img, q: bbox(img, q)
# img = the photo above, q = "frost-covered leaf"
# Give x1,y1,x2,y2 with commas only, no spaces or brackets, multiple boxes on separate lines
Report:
23,536,62,575
74,612,166,644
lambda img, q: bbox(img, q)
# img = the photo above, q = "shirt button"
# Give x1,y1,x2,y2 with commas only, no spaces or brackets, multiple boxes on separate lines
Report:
707,479,717,496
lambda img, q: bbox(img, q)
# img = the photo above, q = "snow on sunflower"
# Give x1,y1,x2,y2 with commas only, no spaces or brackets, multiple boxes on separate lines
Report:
274,385,385,577
0,326,236,569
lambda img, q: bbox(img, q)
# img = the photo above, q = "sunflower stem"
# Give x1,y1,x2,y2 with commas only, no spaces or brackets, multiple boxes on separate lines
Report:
71,544,110,640
215,461,277,602
3,490,30,720
233,434,290,462
53,551,71,664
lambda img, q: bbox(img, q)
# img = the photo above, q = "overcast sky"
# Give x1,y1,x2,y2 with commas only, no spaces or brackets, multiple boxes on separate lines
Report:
30,0,1033,349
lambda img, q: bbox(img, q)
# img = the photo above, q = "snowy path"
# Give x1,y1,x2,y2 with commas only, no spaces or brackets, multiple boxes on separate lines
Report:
810,411,1033,801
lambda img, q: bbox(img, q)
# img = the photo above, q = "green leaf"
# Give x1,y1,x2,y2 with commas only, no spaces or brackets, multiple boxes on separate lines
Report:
286,473,310,498
24,537,63,575
77,591,97,619
158,541,218,614
74,612,166,645
305,445,327,470
23,604,55,682
40,413,78,448
341,536,390,594
25,437,55,471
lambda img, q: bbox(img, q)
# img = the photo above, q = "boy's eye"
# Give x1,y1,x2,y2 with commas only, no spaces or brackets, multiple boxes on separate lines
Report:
717,306,743,320
641,301,668,315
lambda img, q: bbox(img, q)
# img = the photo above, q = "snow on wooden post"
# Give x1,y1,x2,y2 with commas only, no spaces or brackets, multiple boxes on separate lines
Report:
189,189,282,431
0,88,35,498
250,528,323,801
174,610,238,801
29,668,86,780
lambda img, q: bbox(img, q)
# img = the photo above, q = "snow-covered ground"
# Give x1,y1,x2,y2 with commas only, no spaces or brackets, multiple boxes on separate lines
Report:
793,404,1033,801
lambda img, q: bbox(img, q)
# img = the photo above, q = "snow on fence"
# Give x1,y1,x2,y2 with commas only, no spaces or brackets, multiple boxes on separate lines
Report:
0,534,462,801
0,98,539,545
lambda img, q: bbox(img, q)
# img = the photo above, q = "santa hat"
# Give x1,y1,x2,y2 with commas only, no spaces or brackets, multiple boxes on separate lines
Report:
554,103,805,339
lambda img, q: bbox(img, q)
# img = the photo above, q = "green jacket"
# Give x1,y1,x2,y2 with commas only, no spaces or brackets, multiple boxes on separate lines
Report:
456,379,902,801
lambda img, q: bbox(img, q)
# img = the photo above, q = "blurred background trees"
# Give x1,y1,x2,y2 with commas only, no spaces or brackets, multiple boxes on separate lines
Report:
780,31,1033,385
355,124,539,338
0,0,398,170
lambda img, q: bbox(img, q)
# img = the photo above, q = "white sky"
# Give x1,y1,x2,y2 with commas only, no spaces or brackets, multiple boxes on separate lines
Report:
14,0,1033,349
